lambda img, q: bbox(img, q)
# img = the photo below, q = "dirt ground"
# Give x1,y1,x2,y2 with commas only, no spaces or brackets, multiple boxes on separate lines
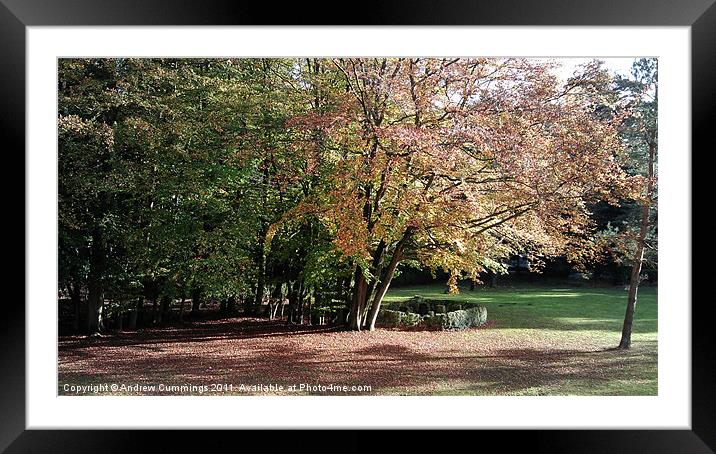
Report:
58,316,657,396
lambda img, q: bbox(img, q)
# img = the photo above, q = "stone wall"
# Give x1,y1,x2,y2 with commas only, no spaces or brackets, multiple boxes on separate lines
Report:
377,297,487,330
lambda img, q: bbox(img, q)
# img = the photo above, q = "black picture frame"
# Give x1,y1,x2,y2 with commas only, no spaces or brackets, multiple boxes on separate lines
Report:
3,0,712,452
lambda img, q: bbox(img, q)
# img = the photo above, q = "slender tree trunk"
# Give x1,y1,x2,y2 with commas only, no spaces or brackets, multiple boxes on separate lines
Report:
618,207,649,349
297,295,304,324
191,288,201,318
306,288,314,325
270,284,282,320
86,229,105,335
151,297,159,324
87,282,103,335
128,297,141,330
311,292,321,325
296,281,306,324
361,240,386,328
335,276,344,305
619,142,655,349
116,310,123,331
178,297,186,322
285,281,296,325
367,228,414,331
348,268,368,331
253,229,268,316
69,282,81,332
159,296,171,324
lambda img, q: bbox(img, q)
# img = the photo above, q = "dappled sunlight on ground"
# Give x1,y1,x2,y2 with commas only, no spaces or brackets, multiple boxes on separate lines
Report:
59,312,657,396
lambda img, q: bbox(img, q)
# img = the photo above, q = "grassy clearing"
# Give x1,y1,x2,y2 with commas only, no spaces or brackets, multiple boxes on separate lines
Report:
382,283,657,395
385,283,657,339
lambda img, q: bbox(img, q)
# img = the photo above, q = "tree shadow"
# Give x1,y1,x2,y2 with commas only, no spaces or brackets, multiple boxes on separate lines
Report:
58,317,657,396
59,317,342,350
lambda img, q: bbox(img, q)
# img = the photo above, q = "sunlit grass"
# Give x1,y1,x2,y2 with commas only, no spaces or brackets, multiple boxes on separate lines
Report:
385,283,657,335
383,283,658,395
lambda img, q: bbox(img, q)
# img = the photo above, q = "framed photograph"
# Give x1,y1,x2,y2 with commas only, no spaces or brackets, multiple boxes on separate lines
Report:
6,0,712,451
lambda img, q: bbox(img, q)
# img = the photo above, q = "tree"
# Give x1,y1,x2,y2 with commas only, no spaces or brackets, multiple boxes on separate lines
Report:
59,59,128,334
59,58,256,331
287,58,640,331
614,59,658,349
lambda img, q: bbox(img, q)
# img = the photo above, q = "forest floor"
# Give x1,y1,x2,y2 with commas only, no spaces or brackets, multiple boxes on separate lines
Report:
58,285,657,396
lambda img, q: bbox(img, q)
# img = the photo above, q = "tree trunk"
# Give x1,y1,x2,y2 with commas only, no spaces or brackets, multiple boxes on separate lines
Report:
367,228,414,331
619,141,655,349
361,240,386,328
285,281,296,325
86,229,105,335
618,207,648,349
191,288,201,318
336,276,345,307
151,297,159,324
297,285,305,324
269,284,282,320
253,231,267,316
159,296,171,324
87,280,103,335
128,297,141,330
178,298,186,322
69,282,81,332
348,268,368,331
310,292,320,326
116,310,123,331
295,281,305,324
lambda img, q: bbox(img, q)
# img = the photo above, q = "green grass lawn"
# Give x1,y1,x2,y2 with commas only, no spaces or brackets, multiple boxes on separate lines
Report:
385,283,657,335
383,283,658,395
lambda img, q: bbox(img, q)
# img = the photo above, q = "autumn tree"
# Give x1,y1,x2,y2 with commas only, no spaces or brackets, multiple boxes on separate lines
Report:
287,58,639,331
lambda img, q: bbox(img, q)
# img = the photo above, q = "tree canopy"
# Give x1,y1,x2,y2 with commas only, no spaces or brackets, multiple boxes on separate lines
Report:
58,57,646,333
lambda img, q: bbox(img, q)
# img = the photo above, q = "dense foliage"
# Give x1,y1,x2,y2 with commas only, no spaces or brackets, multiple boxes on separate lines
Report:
58,58,654,333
